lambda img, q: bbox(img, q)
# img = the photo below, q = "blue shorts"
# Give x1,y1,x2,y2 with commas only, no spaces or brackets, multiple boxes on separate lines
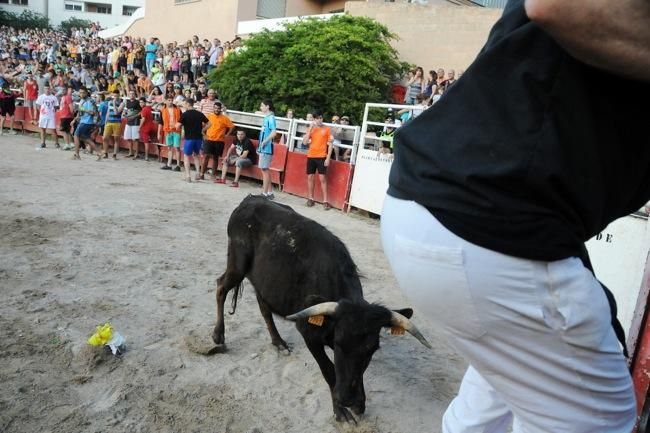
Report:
258,153,273,169
74,123,95,140
183,138,203,156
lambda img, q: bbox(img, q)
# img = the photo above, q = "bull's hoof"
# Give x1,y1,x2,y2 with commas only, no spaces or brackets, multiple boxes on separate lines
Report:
212,328,225,346
272,338,291,353
185,330,226,356
351,403,366,415
333,405,357,424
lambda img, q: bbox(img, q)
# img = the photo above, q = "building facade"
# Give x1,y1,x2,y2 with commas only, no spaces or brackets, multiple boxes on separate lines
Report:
0,0,144,28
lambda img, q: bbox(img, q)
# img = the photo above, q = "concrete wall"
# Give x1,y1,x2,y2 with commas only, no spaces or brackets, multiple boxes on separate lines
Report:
346,1,502,72
127,0,241,43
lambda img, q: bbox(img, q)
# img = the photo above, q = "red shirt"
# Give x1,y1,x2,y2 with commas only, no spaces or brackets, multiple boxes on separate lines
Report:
25,80,38,100
59,94,73,118
140,105,154,128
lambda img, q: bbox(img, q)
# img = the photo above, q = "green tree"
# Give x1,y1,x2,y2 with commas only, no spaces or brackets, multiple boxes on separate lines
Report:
59,18,93,36
0,10,50,30
208,15,408,123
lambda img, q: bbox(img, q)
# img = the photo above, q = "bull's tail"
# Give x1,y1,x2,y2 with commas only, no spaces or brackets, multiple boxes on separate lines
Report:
228,282,244,315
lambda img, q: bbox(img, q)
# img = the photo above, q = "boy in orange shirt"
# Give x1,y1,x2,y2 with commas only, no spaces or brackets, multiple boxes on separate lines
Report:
302,110,333,210
202,101,234,180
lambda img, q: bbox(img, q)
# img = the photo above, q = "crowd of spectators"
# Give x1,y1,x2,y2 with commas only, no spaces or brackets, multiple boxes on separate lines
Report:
0,25,460,203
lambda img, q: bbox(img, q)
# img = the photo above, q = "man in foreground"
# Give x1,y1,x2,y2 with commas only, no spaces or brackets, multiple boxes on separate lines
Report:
381,1,650,432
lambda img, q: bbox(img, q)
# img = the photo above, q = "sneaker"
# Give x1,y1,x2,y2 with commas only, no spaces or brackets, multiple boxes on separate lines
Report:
72,154,81,160
265,193,275,201
161,165,172,170
55,143,61,149
323,202,331,211
11,130,19,135
230,181,239,188
40,143,46,148
173,166,181,172
306,199,315,207
112,154,118,160
214,178,226,184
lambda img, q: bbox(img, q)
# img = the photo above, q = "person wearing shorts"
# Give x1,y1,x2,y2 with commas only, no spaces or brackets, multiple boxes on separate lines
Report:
176,98,210,182
35,84,60,149
215,129,256,187
202,101,234,180
58,87,74,150
72,88,100,160
0,81,17,135
23,72,38,125
302,110,333,210
138,97,156,161
103,91,124,159
159,96,182,171
122,90,141,158
257,99,276,199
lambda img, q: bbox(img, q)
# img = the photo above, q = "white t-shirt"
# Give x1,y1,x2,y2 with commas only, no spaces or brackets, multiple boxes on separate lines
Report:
36,94,59,121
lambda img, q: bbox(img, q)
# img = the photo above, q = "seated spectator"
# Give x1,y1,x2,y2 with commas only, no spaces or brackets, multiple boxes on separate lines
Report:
215,129,257,187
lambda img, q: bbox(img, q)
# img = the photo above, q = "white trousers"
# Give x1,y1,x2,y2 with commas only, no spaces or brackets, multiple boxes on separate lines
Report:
380,195,636,433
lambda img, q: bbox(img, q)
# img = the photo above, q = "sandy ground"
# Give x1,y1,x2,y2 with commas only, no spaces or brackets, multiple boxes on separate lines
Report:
0,133,466,433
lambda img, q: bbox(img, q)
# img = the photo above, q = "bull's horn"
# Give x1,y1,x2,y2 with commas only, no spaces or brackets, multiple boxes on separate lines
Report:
286,302,339,321
391,312,432,349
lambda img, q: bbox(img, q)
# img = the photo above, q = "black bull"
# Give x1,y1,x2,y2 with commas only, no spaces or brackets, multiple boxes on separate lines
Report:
212,195,431,422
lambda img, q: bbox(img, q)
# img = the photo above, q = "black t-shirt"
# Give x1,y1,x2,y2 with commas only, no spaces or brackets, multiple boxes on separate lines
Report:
179,109,208,139
388,0,650,262
125,99,141,126
235,138,256,164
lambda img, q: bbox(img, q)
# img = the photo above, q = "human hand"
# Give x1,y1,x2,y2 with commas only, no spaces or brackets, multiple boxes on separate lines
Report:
324,158,330,167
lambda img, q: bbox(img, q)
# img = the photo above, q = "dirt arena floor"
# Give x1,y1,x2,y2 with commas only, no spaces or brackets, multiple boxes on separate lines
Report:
0,133,466,433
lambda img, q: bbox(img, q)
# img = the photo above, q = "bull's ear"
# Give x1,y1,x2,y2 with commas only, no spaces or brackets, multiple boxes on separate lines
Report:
393,308,413,319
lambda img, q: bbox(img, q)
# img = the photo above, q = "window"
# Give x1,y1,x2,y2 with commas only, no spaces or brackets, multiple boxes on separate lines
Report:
0,0,9,4
257,0,286,19
85,2,111,14
122,5,138,16
10,0,28,5
65,2,83,11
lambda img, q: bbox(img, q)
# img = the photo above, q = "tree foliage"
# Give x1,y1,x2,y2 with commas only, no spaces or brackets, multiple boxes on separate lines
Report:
208,15,408,123
59,18,93,36
0,10,50,30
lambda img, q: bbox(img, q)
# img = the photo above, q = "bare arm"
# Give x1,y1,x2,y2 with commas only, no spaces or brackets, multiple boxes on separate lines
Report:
525,0,650,81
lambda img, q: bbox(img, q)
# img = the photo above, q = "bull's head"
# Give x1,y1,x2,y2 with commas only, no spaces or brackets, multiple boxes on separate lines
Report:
287,300,430,422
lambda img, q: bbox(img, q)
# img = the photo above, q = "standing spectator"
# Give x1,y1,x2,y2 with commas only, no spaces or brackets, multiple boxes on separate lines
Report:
443,69,457,91
158,96,182,171
424,70,438,99
0,80,18,135
58,86,75,150
302,110,333,210
72,88,99,160
176,98,210,182
138,97,156,161
436,67,447,89
96,93,109,156
122,90,141,158
257,99,276,199
103,90,123,159
23,71,38,125
198,88,217,115
145,37,157,75
35,84,59,149
405,67,425,105
215,129,256,187
202,101,234,180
